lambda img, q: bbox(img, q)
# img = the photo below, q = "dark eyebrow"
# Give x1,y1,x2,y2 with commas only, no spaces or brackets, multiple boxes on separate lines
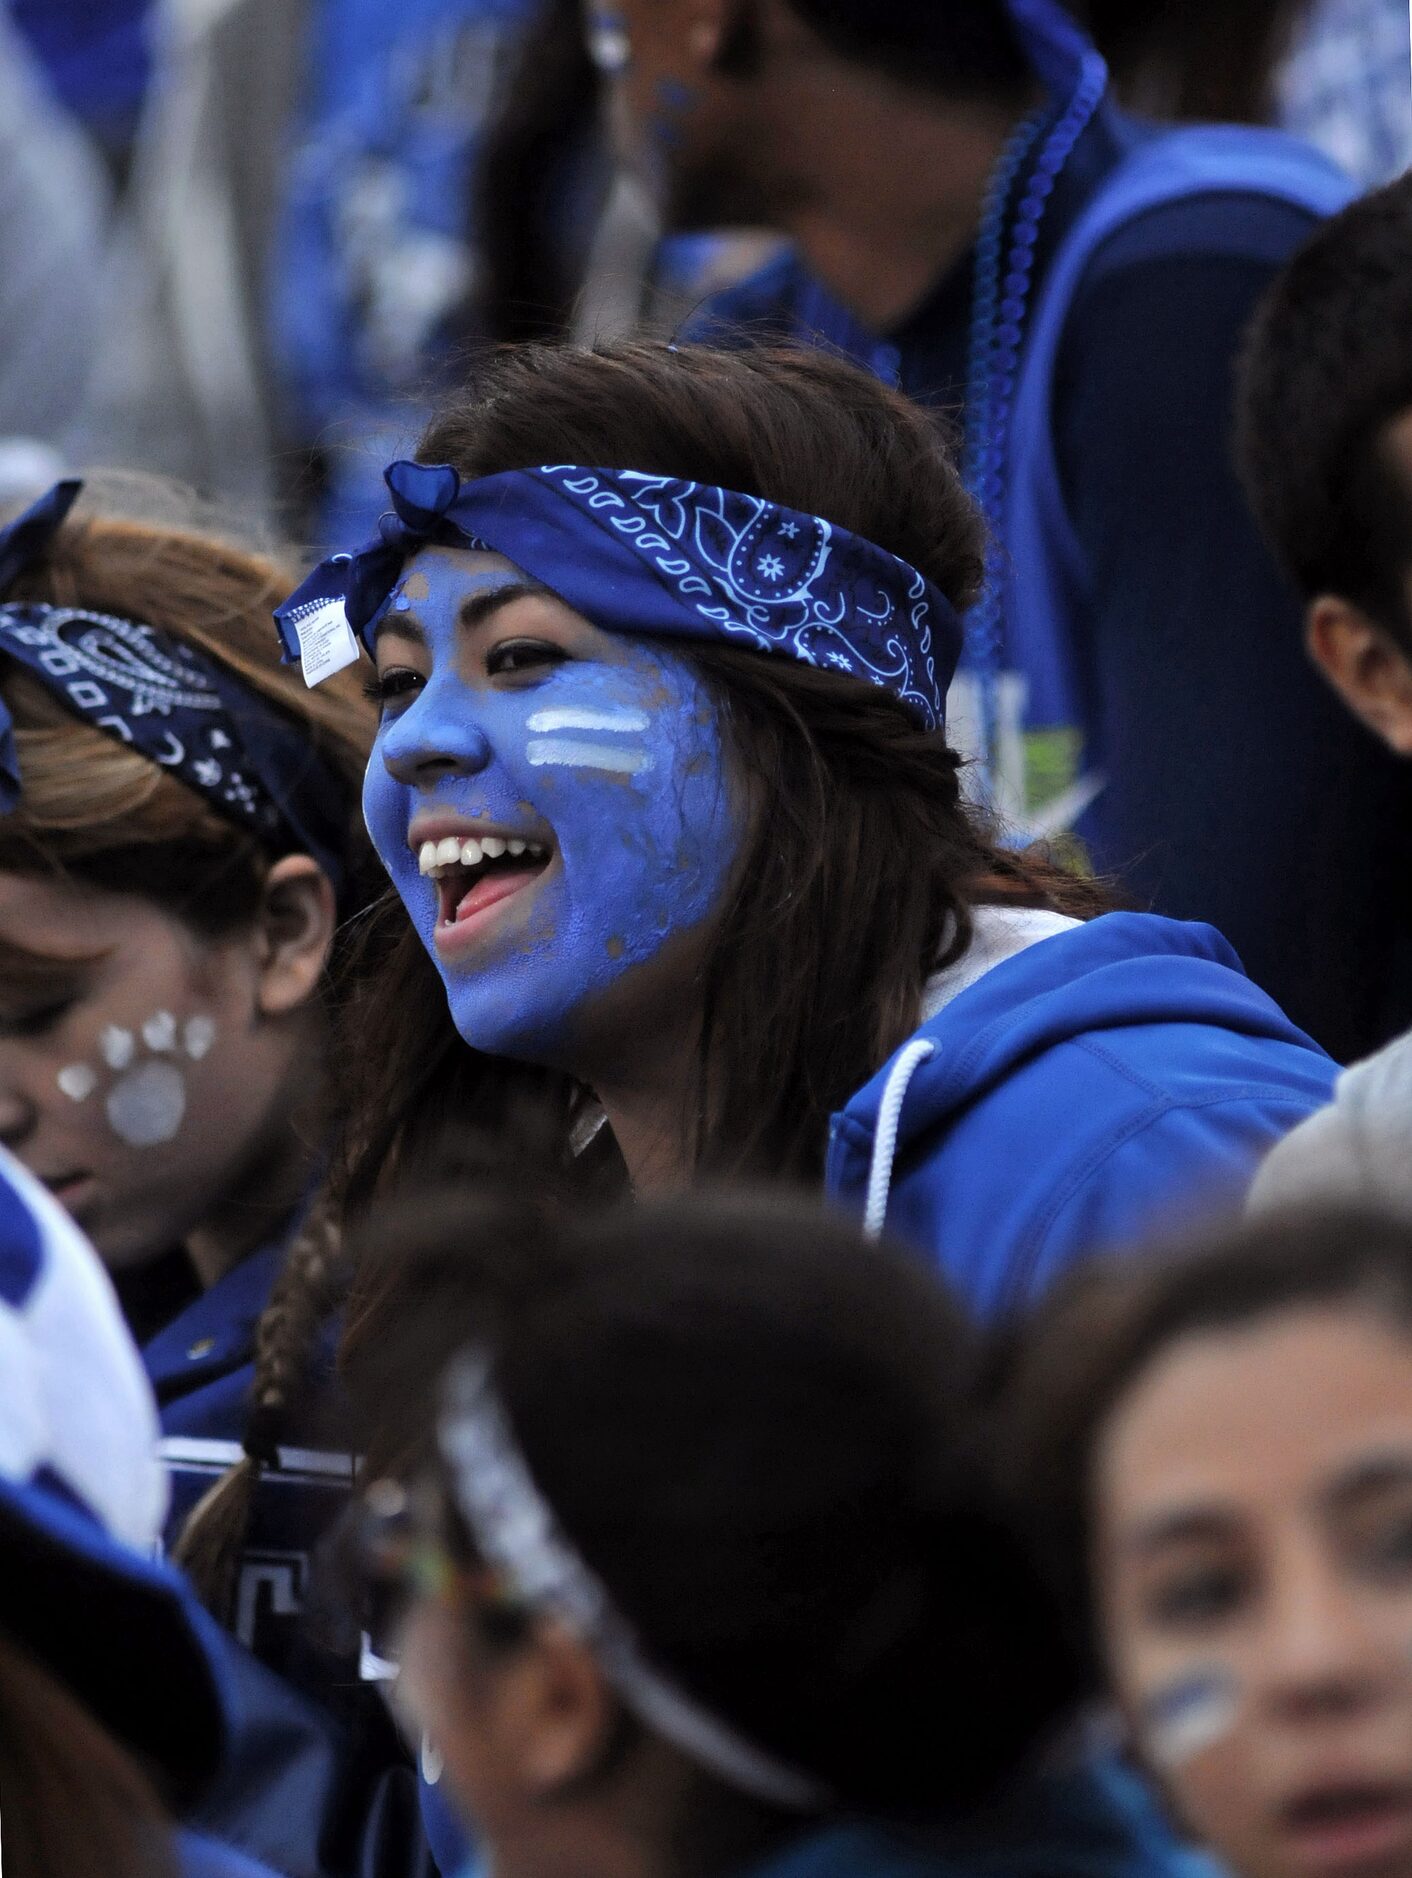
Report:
1119,1504,1238,1559
369,578,555,651
457,578,554,631
1324,1449,1412,1513
368,612,427,653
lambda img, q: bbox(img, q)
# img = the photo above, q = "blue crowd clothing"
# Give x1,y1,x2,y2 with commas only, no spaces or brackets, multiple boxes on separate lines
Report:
420,1749,1216,1878
269,0,538,544
146,1241,432,1878
180,1832,284,1878
826,910,1335,1315
688,110,1412,1066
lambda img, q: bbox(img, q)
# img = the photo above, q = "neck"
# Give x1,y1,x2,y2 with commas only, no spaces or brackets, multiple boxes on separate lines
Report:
592,1054,696,1196
186,1044,327,1290
754,56,1029,328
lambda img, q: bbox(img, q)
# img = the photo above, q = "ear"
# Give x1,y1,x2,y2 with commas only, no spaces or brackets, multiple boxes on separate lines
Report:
508,1618,623,1797
253,854,338,1019
684,0,745,69
1307,595,1412,757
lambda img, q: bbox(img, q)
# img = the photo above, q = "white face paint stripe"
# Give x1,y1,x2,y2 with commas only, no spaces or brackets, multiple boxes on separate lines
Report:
526,738,653,775
1140,1671,1241,1769
525,707,651,734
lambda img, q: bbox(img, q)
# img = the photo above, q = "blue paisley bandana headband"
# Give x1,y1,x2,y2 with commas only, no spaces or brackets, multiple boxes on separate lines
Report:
275,459,965,731
0,481,350,895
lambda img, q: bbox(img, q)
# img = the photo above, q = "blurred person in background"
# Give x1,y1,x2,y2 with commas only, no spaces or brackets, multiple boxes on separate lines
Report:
0,483,428,1876
1083,0,1411,188
0,5,112,491
605,0,1412,1064
345,1181,1200,1878
1235,173,1412,1220
0,1140,274,1876
272,0,771,539
1000,1206,1412,1878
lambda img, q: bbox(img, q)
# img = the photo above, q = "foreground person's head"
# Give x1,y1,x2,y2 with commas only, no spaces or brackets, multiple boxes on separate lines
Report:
347,1185,1078,1878
0,483,372,1270
0,1145,233,1876
1239,172,1412,758
284,339,1099,1201
1001,1208,1412,1878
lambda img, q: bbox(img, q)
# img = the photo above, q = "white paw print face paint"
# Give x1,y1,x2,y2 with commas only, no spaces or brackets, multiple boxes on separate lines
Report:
0,865,309,1275
57,1008,218,1149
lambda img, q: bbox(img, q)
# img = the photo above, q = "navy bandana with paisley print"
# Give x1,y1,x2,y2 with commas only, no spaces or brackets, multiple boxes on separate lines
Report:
276,458,964,731
0,482,350,893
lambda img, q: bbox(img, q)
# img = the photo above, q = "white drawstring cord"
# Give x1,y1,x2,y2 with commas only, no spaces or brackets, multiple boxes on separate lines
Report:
862,1039,937,1240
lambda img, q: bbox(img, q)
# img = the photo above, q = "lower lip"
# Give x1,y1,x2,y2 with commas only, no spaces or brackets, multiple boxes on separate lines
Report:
1281,1797,1412,1874
432,864,546,960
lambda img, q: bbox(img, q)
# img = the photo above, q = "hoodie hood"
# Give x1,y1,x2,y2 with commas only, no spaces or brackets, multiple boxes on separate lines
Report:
826,913,1334,1305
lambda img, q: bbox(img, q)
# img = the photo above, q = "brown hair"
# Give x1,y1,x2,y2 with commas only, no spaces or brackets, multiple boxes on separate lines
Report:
1077,0,1303,122
335,338,1106,1249
0,497,378,1619
0,1629,179,1878
0,505,373,928
993,1206,1412,1681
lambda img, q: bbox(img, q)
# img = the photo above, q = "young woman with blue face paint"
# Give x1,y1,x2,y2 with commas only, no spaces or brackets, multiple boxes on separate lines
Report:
286,339,1336,1321
999,1209,1412,1878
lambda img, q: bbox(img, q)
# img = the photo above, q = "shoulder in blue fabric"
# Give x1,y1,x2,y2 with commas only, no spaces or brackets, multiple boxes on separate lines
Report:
276,458,964,731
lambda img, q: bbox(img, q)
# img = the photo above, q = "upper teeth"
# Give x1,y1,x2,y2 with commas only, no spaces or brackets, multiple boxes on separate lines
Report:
417,836,546,875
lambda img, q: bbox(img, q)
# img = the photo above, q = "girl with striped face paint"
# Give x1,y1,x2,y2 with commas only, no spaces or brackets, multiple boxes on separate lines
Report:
362,542,737,1096
283,340,1333,1271
1000,1209,1412,1878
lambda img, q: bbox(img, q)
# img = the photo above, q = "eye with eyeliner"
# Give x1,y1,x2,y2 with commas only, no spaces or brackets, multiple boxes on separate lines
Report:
0,992,80,1040
1346,1504,1412,1581
485,638,570,680
364,669,425,712
1141,1559,1249,1630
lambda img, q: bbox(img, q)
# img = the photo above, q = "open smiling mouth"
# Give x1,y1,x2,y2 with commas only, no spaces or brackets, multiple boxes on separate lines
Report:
418,833,552,934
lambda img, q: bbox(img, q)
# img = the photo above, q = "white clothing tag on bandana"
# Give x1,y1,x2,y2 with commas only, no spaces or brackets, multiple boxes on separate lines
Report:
292,597,359,687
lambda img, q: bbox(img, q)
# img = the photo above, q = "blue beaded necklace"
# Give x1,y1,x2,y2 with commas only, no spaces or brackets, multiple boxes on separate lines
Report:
960,36,1108,801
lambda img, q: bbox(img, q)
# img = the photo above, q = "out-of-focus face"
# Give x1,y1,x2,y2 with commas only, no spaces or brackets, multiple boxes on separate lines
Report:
361,546,740,1078
581,0,784,229
1096,1306,1412,1878
0,872,299,1269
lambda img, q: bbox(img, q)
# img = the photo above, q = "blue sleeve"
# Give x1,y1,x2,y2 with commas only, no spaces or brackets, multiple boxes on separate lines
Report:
1055,210,1412,1063
1021,1087,1328,1302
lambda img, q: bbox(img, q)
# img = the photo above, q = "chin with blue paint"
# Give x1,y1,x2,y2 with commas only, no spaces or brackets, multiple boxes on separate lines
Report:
361,545,740,1071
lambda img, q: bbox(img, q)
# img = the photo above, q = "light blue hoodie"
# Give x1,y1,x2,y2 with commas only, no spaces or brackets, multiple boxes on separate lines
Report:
826,910,1337,1314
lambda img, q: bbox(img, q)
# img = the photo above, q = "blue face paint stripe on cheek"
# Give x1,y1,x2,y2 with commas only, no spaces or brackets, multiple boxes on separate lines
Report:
526,738,654,775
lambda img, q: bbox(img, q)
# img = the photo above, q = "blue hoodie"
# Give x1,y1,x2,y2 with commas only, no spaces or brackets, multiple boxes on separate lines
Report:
825,911,1336,1315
